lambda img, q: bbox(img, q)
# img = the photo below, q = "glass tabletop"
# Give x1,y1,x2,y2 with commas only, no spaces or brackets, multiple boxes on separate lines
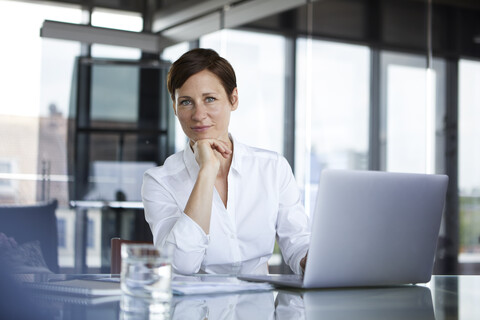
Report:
4,274,480,320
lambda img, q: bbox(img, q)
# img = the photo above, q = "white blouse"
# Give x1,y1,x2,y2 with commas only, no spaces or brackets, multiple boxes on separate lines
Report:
142,135,310,275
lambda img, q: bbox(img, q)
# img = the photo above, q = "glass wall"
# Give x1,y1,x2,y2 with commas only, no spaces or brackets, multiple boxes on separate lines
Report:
0,0,82,270
0,1,81,205
0,0,155,272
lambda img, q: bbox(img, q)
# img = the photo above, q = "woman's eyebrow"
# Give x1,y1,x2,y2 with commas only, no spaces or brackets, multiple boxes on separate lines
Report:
177,92,218,99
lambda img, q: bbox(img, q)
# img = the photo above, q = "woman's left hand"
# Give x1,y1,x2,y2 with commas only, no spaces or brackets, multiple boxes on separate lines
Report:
300,252,308,274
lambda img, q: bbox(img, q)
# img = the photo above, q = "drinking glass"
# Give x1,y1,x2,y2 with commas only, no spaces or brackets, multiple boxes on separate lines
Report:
120,243,172,313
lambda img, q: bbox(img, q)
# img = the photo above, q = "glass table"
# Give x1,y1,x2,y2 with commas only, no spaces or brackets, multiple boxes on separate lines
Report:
4,274,480,320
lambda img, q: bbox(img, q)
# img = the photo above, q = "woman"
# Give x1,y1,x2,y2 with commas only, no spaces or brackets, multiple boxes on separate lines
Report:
142,48,309,275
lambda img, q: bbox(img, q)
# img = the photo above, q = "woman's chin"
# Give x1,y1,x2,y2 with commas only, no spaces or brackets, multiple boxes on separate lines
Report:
188,132,221,142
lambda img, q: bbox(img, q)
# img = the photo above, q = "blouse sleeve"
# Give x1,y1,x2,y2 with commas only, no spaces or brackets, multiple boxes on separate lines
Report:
275,156,310,275
142,171,209,274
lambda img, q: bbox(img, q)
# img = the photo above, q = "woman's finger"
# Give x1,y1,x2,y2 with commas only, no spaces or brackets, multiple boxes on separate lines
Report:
210,140,232,158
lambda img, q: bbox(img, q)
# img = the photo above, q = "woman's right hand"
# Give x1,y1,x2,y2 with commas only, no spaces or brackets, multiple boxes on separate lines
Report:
192,139,232,173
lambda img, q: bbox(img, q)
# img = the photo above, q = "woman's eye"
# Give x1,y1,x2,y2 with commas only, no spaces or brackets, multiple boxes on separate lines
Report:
205,97,216,103
180,100,191,106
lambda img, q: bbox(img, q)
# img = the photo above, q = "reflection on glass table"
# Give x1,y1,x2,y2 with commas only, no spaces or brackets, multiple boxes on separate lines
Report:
276,285,434,320
171,291,274,320
8,275,480,320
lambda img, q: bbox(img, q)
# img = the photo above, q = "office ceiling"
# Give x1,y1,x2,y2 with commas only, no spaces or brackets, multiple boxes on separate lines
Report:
17,0,480,15
13,0,480,56
17,0,222,14
37,0,309,52
12,0,480,28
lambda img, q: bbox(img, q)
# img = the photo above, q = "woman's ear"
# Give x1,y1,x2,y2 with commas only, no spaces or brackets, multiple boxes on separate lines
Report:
230,87,239,111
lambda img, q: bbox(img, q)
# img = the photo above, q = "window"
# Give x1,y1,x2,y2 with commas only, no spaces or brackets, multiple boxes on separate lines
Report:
87,219,95,248
57,218,66,248
91,8,142,31
0,0,82,118
90,7,142,59
0,1,81,205
0,159,16,203
90,64,140,124
161,42,190,152
379,52,446,174
296,38,370,214
0,161,12,187
458,59,480,263
86,210,102,268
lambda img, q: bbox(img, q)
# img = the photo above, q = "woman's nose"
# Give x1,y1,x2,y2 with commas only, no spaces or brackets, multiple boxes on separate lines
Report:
191,103,207,121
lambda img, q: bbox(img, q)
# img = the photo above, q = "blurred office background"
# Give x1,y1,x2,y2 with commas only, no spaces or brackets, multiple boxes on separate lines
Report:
0,0,479,275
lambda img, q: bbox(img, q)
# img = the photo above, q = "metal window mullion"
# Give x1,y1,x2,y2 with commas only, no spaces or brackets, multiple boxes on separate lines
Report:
283,35,296,170
369,48,381,171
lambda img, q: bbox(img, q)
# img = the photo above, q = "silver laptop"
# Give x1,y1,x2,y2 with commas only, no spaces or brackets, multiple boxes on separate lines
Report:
239,169,448,288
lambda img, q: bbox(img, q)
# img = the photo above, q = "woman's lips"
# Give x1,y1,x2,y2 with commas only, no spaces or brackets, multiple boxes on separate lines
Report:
191,125,211,133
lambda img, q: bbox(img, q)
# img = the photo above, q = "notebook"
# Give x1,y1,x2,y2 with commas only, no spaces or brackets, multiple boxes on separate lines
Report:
32,291,121,305
239,169,448,288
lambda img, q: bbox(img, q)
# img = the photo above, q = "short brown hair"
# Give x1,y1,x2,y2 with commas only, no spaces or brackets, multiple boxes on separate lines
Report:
167,48,237,103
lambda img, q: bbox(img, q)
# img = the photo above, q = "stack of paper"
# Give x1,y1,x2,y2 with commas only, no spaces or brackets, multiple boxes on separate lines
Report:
172,276,273,296
22,275,273,297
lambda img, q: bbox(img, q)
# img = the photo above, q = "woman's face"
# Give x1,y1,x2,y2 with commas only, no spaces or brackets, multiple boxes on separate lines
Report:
174,69,238,143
